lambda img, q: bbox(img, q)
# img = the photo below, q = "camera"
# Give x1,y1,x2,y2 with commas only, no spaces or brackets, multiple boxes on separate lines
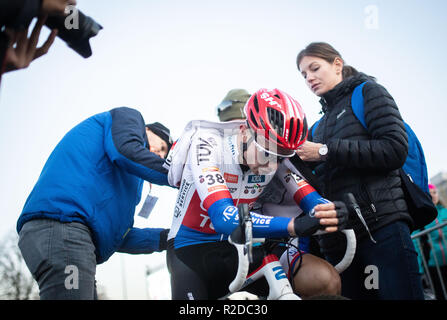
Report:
45,9,102,58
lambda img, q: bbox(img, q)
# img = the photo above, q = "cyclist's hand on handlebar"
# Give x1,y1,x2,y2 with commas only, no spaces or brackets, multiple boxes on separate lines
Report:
314,201,349,232
289,201,349,237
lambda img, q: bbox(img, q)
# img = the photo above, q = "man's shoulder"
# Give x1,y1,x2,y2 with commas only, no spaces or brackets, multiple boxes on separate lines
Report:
108,107,144,122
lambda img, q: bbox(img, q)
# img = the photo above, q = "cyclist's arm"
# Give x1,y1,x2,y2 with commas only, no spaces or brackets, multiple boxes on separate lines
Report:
275,162,329,214
275,161,348,236
189,131,292,238
104,107,169,186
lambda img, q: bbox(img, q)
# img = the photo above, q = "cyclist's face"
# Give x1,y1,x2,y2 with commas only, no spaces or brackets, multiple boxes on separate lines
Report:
146,128,168,159
245,142,279,174
243,133,282,175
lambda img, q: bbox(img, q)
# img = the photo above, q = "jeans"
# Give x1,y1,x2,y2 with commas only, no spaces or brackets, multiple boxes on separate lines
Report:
324,220,424,300
18,219,97,300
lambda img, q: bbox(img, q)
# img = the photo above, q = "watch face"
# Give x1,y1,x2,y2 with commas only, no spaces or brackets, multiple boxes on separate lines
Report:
319,145,328,156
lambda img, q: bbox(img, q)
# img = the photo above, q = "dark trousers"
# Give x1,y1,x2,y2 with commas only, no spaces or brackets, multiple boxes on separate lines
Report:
18,219,98,299
325,221,424,300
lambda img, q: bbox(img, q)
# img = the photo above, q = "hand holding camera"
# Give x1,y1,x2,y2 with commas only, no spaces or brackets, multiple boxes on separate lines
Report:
3,15,56,73
2,0,101,76
41,0,77,16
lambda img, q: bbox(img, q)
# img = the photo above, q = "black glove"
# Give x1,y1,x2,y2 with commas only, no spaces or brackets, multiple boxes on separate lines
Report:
333,201,349,230
159,229,170,251
293,213,322,237
293,201,349,237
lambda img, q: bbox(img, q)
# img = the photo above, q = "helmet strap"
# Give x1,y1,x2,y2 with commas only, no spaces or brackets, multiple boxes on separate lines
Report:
242,136,253,156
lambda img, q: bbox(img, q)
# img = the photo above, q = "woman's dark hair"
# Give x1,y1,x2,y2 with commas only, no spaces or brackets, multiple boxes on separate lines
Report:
297,42,358,79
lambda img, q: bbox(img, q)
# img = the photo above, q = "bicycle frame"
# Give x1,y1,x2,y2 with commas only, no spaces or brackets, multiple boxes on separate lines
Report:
226,201,300,300
230,241,301,300
227,203,357,300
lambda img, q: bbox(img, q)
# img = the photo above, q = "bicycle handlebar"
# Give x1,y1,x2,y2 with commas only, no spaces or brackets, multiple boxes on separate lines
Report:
228,203,252,293
334,229,356,273
228,202,357,293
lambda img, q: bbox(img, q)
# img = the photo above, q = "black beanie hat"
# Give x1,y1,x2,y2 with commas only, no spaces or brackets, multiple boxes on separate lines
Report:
145,122,173,151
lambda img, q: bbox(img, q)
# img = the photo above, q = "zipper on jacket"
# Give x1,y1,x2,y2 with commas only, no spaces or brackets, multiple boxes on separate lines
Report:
357,178,378,221
362,182,378,222
354,182,378,243
320,97,329,114
319,107,332,199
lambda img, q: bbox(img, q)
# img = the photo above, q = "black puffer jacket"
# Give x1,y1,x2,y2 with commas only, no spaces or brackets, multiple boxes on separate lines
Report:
309,72,412,251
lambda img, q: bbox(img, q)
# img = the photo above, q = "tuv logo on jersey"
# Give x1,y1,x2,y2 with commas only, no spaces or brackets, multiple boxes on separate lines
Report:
196,137,214,164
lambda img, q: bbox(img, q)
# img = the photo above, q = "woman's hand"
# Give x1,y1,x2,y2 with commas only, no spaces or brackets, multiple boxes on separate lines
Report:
296,141,324,162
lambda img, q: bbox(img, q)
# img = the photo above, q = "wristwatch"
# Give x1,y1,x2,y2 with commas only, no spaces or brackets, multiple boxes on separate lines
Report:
318,144,328,161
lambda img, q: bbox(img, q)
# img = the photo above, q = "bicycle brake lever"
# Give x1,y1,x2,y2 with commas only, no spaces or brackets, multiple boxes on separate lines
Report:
344,193,376,244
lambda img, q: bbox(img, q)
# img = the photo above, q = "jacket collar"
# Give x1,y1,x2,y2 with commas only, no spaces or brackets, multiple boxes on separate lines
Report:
319,72,373,113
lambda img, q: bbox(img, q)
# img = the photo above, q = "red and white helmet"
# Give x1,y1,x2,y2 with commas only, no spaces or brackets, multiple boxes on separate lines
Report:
244,88,308,157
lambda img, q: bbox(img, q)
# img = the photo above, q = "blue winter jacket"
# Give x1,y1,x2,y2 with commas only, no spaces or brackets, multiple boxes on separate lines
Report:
17,107,170,263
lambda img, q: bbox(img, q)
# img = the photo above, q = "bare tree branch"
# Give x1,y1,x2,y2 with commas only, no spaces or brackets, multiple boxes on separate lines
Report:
0,231,38,300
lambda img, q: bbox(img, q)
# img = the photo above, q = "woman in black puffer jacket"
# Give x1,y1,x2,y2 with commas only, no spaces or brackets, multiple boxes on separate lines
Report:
296,42,423,300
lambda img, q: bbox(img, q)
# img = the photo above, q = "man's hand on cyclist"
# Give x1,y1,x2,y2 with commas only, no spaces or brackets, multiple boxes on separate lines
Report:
288,201,349,237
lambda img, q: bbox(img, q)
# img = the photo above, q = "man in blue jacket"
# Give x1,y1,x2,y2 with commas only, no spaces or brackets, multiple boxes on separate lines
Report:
17,106,173,299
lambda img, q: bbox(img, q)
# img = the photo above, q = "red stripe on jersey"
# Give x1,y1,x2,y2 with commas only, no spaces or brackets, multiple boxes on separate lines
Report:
183,191,216,234
203,190,232,210
182,191,256,234
293,183,316,205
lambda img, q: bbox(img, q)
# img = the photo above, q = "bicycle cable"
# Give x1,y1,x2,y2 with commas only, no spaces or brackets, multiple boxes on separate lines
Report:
259,238,303,293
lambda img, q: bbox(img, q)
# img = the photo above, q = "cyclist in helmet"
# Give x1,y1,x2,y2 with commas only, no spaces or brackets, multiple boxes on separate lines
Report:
166,88,349,299
216,88,334,299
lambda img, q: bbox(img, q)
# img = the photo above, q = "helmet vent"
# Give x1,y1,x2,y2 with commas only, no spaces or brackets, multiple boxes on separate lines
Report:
253,96,260,113
259,117,266,130
301,117,308,143
250,111,258,128
267,107,284,137
289,118,295,142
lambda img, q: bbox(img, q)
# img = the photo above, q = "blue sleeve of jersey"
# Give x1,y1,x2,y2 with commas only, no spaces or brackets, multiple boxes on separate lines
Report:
104,107,169,186
208,198,291,238
299,191,330,214
117,227,164,254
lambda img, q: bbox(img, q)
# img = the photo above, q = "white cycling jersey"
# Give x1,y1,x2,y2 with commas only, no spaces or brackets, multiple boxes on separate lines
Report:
166,121,328,249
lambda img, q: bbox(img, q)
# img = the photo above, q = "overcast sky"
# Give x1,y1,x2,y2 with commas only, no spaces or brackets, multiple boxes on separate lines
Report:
1,0,446,299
